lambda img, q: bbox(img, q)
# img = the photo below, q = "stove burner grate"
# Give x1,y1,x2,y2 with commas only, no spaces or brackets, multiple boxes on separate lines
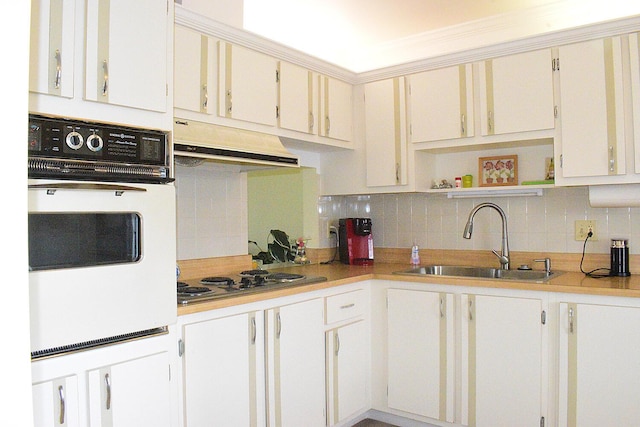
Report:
179,286,213,296
239,269,270,277
266,273,306,282
200,276,234,286
177,281,189,289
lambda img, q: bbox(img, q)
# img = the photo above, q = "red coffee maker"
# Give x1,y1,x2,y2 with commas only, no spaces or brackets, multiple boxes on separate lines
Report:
339,218,374,265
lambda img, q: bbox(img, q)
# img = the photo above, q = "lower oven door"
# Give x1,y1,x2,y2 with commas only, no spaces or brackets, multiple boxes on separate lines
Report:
28,180,176,356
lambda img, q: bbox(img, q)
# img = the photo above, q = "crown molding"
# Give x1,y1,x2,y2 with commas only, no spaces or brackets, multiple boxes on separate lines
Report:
175,3,640,85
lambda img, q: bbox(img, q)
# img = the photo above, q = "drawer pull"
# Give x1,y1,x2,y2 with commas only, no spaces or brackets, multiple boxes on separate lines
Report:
340,303,355,309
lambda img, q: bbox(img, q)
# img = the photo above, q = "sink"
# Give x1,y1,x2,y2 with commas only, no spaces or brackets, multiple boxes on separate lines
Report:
393,265,561,283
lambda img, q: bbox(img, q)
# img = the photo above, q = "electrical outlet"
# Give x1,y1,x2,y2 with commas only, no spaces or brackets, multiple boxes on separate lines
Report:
575,220,597,241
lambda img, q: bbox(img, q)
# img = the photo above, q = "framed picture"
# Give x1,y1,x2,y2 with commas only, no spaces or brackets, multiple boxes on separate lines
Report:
479,155,518,187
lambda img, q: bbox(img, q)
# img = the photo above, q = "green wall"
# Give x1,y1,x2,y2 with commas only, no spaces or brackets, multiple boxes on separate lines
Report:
247,167,319,253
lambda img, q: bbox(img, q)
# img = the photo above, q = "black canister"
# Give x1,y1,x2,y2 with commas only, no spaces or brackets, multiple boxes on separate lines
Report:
610,239,631,277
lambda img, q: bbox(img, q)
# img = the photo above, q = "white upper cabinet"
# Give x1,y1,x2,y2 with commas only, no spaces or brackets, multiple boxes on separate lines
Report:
364,78,408,187
408,64,474,143
629,33,640,174
29,0,75,98
319,76,353,142
85,0,168,113
555,37,626,181
218,42,278,126
278,61,316,134
479,49,555,135
174,25,217,114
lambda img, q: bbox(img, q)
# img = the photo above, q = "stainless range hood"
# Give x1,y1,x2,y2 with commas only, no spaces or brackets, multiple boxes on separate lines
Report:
173,119,299,168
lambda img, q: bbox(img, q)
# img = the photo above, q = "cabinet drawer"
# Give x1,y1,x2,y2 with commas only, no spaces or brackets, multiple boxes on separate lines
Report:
325,290,365,324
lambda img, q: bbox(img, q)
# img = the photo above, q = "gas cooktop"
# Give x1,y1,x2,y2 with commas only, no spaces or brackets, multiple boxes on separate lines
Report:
177,269,327,304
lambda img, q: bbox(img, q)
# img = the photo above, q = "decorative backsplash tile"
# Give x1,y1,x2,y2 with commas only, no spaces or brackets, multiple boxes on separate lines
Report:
320,187,640,255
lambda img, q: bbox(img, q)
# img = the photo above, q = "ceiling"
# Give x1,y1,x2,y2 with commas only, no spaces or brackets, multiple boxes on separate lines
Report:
242,0,640,72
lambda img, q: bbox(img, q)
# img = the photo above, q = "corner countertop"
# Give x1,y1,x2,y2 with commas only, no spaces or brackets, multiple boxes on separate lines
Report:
177,262,640,316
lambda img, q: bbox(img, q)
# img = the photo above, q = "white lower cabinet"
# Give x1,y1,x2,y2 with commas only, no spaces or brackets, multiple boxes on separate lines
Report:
386,288,454,422
181,311,264,426
33,375,80,427
266,298,326,427
31,334,177,427
88,352,172,427
559,302,640,427
461,293,545,427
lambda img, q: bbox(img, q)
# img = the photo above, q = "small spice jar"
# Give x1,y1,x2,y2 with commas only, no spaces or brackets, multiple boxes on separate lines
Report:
455,177,462,188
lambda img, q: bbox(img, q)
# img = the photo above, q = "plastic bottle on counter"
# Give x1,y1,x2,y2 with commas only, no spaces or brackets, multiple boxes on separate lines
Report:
411,244,421,266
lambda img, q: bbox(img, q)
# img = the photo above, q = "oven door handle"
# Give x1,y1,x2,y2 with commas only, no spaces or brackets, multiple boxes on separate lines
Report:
28,183,147,195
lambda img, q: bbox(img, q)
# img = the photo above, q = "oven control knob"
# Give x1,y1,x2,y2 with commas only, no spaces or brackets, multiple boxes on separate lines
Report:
65,131,83,150
86,134,103,152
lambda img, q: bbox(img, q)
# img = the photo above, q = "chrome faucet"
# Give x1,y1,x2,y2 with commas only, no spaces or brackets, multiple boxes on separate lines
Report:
463,202,510,270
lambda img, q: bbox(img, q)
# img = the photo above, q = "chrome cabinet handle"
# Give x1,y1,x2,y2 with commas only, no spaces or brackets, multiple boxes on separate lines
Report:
340,303,355,310
440,297,445,318
395,163,400,183
102,60,109,96
251,316,256,344
309,112,314,131
226,89,232,113
488,111,493,132
202,84,208,110
469,299,473,321
609,146,615,172
58,385,65,425
326,116,331,134
569,307,574,334
54,49,61,89
335,332,340,356
276,312,281,339
104,373,111,410
461,113,466,136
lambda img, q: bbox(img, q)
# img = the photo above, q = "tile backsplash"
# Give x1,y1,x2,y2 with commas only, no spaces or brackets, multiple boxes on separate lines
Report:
175,162,247,260
319,187,640,255
176,166,640,261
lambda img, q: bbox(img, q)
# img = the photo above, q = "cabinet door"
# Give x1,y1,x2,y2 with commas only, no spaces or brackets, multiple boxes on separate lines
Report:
85,0,168,112
33,375,80,427
219,42,278,126
88,352,172,427
629,33,640,174
559,303,640,427
320,76,353,142
481,49,554,135
387,289,454,422
409,64,473,142
326,320,367,425
462,294,543,427
174,25,217,114
182,312,262,427
266,298,325,427
364,78,407,187
557,37,625,178
278,61,315,134
29,0,75,98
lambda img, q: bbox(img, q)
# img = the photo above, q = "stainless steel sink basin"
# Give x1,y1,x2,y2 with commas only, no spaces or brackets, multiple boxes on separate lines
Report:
393,265,561,283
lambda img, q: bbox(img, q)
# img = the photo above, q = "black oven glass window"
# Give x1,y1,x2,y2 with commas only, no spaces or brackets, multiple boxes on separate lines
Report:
28,213,141,271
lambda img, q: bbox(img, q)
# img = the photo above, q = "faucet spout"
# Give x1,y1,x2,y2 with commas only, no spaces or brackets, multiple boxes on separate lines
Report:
462,202,510,270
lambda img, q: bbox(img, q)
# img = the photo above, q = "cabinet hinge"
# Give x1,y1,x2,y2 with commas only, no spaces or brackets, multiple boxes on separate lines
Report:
540,416,545,427
178,339,184,357
552,57,560,71
554,105,558,118
541,310,546,325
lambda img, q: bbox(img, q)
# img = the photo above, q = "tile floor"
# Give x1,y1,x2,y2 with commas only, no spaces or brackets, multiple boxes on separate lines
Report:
351,419,398,427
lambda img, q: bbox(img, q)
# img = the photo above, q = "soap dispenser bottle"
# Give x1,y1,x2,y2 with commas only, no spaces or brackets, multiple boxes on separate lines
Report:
411,244,420,266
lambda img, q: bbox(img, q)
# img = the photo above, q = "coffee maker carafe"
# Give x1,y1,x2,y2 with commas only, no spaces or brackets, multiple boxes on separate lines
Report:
338,218,374,265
